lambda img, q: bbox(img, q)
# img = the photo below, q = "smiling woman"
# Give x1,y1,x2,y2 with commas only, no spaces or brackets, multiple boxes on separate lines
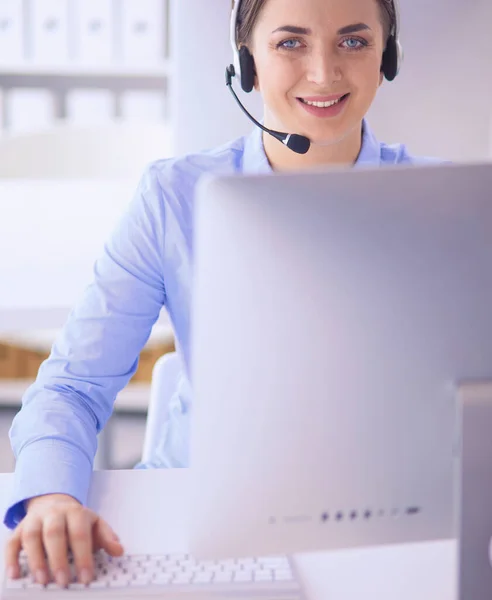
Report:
232,0,401,169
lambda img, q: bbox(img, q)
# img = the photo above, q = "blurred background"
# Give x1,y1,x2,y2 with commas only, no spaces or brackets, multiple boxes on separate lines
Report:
0,0,491,472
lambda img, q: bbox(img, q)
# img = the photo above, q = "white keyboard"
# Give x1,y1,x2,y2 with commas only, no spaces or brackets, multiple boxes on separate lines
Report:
3,551,304,598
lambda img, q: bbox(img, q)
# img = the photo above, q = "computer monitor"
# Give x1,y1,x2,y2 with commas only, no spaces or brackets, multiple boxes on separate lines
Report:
188,161,492,560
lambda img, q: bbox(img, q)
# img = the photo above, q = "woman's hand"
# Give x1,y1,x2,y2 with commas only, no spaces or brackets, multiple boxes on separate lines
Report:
5,493,124,587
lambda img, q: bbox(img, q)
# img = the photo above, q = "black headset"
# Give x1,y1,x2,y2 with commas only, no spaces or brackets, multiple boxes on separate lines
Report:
230,0,403,93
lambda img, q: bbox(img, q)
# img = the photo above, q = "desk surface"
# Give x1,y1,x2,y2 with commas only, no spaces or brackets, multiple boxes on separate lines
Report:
0,470,457,599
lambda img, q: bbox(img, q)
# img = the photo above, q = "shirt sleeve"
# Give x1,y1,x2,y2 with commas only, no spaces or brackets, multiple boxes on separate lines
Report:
3,165,168,529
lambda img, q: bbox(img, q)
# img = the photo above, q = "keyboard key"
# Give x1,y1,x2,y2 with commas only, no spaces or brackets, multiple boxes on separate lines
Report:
173,574,193,584
25,583,44,591
69,583,89,591
193,572,213,584
152,575,172,585
89,580,110,589
46,583,61,590
213,571,233,583
108,579,132,588
129,578,151,587
274,569,294,581
167,564,184,573
233,571,253,582
5,580,24,589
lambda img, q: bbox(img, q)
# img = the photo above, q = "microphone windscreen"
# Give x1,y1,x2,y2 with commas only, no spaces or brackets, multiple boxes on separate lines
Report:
287,134,311,155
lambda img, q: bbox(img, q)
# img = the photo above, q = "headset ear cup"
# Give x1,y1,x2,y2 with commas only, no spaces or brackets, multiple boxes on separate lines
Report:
239,46,256,93
382,35,399,81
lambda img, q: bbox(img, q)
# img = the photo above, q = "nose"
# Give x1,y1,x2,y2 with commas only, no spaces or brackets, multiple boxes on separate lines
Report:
306,47,342,86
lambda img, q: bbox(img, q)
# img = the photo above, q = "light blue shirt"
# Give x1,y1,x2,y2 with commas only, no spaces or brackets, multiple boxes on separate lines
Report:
3,120,441,529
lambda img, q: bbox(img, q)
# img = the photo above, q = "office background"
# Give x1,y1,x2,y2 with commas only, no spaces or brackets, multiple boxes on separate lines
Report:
0,0,491,473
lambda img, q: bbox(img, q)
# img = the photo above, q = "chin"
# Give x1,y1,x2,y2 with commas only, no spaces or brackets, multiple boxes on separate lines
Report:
301,116,363,147
300,122,349,145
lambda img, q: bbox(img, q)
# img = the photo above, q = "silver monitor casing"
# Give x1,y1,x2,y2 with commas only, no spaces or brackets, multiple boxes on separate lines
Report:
188,162,492,562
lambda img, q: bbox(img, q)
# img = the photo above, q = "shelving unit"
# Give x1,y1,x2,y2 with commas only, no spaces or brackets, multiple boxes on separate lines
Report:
0,61,172,80
0,2,176,470
0,0,172,132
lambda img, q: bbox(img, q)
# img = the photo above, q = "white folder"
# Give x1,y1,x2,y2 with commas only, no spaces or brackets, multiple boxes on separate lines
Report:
0,0,24,64
65,89,115,125
119,0,166,66
73,0,114,65
29,0,70,64
5,88,57,134
120,90,166,122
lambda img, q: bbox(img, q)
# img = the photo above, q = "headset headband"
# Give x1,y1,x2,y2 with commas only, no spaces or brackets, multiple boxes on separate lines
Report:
230,0,243,78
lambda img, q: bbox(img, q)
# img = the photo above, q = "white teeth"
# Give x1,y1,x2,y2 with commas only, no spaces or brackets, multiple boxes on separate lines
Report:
302,97,343,107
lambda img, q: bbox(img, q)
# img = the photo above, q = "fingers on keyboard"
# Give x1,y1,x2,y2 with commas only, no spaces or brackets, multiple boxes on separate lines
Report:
20,518,49,586
42,512,70,587
66,509,94,584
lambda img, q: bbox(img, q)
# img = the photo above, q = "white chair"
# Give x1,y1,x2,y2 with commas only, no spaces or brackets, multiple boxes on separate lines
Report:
141,351,181,465
0,122,174,181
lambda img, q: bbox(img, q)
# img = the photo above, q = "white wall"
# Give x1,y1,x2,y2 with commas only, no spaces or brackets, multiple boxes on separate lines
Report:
171,0,263,155
367,0,492,162
172,0,492,162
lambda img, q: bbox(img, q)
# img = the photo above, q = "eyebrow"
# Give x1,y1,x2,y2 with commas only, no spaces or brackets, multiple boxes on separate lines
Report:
272,25,311,35
337,23,371,35
272,23,371,36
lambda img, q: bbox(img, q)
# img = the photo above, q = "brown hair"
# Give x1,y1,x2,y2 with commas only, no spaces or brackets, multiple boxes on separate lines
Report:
233,0,395,48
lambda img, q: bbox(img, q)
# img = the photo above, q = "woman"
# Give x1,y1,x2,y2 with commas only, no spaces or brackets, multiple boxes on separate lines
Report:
4,0,441,587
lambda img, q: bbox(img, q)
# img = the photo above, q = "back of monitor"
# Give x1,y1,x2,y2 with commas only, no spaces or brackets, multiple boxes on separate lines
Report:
189,162,492,559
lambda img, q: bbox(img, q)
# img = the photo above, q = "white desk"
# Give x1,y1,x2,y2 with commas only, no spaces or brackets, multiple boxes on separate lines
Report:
0,181,170,332
0,470,457,598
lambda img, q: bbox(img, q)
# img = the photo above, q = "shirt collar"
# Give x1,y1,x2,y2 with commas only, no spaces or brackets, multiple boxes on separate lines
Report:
242,118,382,174
355,119,383,166
242,125,272,174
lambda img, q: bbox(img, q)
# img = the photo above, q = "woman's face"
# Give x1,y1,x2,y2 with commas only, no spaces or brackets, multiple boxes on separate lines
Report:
250,0,386,146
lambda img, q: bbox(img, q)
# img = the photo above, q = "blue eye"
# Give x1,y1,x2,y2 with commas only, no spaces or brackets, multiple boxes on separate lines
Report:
342,37,367,50
278,39,301,50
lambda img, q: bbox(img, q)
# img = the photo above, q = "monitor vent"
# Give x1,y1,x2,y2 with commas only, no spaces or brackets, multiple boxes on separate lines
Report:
318,505,422,523
268,506,422,525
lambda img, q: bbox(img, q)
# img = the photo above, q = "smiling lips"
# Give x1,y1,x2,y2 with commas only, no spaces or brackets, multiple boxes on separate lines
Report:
297,93,350,117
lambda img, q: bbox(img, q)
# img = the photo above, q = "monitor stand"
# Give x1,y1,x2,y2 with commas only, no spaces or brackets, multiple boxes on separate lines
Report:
457,382,492,599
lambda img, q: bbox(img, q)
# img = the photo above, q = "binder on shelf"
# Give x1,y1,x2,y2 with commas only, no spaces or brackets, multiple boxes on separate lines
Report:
28,0,70,64
65,89,115,125
72,0,114,65
0,0,24,64
119,0,166,66
120,90,166,123
5,88,57,134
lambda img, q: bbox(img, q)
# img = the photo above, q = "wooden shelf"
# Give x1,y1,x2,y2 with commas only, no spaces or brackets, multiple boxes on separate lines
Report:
0,379,150,413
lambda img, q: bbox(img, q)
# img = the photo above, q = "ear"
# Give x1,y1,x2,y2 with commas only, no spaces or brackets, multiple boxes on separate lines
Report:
379,71,384,86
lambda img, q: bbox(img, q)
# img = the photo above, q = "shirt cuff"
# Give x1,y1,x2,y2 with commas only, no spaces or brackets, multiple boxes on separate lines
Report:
3,439,93,530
